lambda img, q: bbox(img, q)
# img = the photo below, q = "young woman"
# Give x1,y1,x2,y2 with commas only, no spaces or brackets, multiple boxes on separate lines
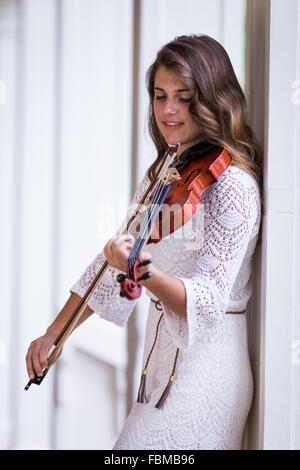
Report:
26,34,263,450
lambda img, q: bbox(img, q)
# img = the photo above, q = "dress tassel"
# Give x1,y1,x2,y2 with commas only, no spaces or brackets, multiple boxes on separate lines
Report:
155,376,174,409
137,370,147,403
137,305,180,409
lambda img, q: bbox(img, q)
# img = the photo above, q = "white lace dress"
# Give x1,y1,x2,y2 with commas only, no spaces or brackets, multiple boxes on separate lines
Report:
70,164,261,450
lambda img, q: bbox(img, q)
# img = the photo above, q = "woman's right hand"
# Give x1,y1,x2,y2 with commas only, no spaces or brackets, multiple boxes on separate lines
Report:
26,332,59,380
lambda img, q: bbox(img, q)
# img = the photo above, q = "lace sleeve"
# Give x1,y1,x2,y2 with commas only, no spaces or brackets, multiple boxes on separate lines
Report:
69,171,151,327
161,167,261,349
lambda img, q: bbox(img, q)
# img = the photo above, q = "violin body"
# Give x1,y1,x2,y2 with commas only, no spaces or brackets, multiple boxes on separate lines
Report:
147,146,231,243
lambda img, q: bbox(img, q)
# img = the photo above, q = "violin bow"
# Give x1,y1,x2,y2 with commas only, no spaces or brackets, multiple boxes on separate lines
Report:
24,143,180,391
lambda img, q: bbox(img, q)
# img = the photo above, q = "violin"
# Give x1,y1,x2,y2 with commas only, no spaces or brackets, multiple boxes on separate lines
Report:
117,141,231,300
24,141,231,391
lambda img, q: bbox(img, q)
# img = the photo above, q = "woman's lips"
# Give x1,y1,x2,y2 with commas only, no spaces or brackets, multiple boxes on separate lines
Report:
163,121,184,129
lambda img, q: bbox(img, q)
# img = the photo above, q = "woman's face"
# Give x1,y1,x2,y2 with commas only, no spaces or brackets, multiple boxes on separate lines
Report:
153,66,202,155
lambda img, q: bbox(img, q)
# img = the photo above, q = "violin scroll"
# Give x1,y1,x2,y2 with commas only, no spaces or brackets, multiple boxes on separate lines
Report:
117,258,152,300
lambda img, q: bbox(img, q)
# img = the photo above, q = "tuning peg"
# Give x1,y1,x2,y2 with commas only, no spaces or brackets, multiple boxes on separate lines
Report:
117,273,127,283
137,271,152,282
138,258,152,268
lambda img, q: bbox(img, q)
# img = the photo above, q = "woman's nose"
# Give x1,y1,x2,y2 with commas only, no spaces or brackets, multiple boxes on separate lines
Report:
164,99,178,114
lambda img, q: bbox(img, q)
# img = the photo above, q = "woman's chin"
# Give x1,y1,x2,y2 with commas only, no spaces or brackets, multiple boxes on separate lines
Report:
164,136,182,146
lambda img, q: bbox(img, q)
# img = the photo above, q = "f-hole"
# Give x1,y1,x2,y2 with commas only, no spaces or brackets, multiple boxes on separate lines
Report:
177,168,201,187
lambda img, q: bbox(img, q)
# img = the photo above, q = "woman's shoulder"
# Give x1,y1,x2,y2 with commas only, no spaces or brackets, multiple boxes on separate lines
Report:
219,163,259,190
208,164,260,204
203,164,262,234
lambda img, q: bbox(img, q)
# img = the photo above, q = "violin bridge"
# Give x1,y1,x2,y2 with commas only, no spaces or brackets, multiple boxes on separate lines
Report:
160,167,181,185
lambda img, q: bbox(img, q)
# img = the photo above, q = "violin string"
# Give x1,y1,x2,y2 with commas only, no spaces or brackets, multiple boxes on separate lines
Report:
134,161,176,246
133,155,182,254
129,178,165,270
129,159,179,273
130,183,166,274
129,162,174,273
127,149,182,277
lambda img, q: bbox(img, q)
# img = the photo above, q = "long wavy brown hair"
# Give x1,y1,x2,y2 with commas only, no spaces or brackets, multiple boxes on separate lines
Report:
146,34,264,221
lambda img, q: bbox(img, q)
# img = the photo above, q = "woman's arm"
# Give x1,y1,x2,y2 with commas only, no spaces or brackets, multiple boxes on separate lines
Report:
139,262,187,320
103,234,187,320
26,292,93,379
47,292,93,335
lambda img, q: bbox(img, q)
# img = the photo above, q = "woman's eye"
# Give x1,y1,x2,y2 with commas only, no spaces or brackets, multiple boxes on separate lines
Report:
154,96,192,102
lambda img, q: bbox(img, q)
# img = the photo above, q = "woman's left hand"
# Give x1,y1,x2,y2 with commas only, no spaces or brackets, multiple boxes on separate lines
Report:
104,234,152,273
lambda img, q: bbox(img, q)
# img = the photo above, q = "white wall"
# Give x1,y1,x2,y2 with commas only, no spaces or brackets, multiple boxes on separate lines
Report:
0,0,57,449
0,0,18,449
